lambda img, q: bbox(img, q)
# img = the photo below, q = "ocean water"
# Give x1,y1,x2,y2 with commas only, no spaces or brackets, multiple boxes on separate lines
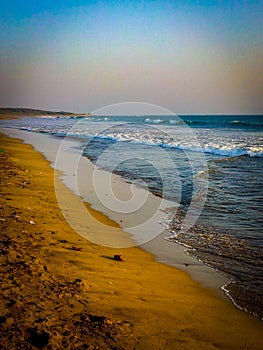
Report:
1,114,263,319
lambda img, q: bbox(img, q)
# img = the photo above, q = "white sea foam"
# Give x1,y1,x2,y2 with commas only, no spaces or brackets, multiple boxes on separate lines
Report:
17,124,263,158
169,119,183,124
3,116,263,158
97,133,263,158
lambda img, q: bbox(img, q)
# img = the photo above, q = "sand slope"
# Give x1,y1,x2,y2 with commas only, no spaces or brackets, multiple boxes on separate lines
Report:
0,132,262,349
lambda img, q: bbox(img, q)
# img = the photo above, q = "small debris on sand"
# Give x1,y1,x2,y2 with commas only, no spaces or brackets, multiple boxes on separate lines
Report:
114,254,123,261
72,246,82,251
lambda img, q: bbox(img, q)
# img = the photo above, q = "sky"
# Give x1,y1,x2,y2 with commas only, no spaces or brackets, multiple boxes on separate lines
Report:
0,0,262,114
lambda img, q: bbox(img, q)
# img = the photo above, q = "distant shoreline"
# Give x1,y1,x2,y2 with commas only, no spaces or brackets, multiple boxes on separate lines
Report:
0,107,262,119
0,107,92,119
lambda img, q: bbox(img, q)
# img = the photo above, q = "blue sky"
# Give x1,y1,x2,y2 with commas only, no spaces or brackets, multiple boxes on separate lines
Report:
0,1,262,114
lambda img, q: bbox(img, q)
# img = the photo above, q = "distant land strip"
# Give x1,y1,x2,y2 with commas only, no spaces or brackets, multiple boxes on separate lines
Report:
0,107,92,119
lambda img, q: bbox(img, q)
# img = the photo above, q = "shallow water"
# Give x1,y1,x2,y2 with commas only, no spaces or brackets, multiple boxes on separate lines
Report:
163,207,263,319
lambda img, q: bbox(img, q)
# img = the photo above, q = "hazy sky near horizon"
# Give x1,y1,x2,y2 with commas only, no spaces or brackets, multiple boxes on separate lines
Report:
0,1,262,114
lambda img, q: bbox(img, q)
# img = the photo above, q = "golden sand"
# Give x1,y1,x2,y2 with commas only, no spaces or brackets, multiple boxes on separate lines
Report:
0,131,262,349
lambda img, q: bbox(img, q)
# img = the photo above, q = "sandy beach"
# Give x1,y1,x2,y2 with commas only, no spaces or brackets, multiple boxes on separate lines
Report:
1,127,263,349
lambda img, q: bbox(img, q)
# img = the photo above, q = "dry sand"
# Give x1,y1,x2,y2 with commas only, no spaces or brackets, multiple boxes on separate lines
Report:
1,131,263,349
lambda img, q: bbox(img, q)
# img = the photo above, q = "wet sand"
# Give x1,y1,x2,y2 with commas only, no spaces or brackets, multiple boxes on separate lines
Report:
1,130,263,349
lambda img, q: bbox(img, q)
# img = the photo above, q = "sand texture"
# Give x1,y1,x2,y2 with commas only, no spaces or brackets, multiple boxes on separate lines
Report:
0,131,263,350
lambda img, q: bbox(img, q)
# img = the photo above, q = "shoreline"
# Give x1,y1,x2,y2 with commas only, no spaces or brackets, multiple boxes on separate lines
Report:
1,129,263,348
2,127,227,290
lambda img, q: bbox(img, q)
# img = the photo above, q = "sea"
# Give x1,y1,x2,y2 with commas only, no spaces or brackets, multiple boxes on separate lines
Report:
1,114,262,319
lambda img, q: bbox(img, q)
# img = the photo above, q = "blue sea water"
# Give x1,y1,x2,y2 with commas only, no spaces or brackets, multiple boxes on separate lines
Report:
1,114,263,318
